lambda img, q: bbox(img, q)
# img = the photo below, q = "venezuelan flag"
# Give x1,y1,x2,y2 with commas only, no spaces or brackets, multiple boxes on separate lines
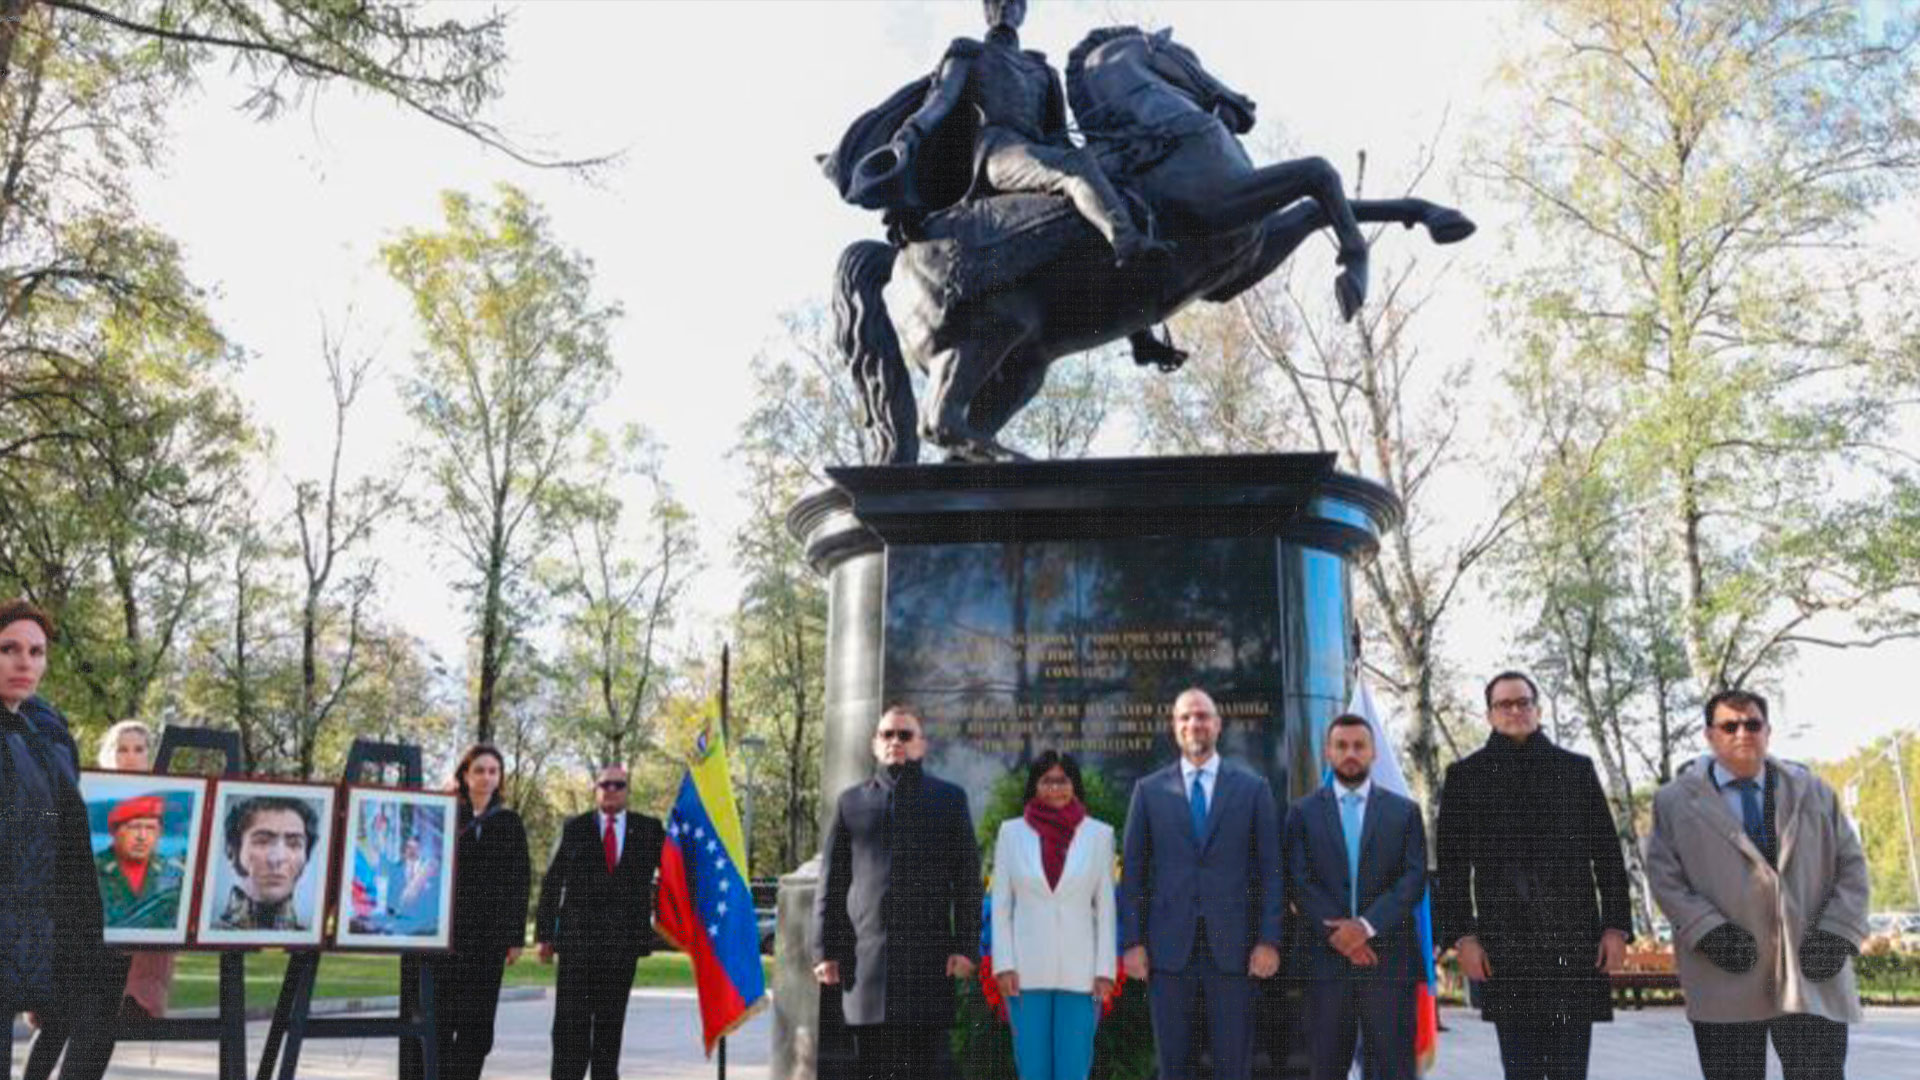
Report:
654,725,767,1056
1337,679,1442,1076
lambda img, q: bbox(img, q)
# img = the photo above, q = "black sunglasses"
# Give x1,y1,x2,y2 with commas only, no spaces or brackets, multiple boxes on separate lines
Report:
597,779,629,791
1712,718,1765,735
876,729,917,743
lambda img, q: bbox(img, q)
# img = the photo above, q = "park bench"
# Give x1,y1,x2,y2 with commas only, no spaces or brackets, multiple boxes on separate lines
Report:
1612,949,1682,1009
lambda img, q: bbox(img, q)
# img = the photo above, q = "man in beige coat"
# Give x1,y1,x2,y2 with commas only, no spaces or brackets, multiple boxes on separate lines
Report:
1646,689,1869,1080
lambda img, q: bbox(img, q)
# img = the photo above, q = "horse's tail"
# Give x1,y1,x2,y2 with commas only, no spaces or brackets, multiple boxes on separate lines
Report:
833,240,917,465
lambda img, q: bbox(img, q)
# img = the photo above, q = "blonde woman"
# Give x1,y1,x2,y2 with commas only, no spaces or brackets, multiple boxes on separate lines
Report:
991,750,1116,1080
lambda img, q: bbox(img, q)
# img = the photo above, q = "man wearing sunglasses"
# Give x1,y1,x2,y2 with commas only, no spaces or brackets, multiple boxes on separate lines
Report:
1647,689,1869,1080
535,764,665,1080
813,704,981,1080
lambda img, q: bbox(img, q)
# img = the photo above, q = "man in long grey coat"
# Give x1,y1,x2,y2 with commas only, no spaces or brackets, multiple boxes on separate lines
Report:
1646,688,1869,1080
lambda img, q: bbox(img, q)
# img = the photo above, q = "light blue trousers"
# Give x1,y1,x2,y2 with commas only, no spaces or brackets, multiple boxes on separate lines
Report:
1006,989,1098,1080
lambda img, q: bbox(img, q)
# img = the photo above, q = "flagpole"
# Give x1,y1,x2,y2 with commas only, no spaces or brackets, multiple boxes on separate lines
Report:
717,643,731,1080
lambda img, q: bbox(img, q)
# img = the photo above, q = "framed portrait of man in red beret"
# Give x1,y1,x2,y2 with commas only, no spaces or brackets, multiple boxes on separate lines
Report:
77,771,214,946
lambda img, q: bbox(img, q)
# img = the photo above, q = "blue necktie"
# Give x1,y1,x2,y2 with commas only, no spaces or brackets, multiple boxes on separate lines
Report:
1340,792,1364,917
1732,777,1767,855
1190,772,1209,844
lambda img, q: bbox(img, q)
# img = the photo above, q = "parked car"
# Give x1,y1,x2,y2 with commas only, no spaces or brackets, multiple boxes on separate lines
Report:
753,878,779,954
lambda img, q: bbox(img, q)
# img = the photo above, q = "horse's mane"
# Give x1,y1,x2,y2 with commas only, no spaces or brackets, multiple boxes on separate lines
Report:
1065,25,1147,127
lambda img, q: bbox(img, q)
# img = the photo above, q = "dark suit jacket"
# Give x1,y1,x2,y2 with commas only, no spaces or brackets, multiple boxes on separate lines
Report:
811,763,981,1026
1285,784,1427,983
534,809,664,955
1119,759,1285,975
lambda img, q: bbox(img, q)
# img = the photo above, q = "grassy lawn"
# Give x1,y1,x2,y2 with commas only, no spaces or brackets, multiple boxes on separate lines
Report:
169,952,774,1012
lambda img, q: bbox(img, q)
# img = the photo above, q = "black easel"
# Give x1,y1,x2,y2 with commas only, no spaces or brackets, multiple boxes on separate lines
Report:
255,739,438,1080
83,726,252,1079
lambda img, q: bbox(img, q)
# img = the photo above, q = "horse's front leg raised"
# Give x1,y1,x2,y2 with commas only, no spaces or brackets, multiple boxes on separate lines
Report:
1167,155,1370,320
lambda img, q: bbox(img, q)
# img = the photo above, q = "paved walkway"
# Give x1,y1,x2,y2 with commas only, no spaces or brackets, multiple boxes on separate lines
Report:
12,999,1919,1078
1427,1005,1920,1079
10,989,768,1080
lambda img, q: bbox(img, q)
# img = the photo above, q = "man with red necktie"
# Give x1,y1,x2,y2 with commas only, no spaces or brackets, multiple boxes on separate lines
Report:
535,764,665,1080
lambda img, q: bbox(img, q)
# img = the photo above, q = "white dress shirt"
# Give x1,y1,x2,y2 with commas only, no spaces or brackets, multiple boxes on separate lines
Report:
1180,753,1220,808
599,810,627,863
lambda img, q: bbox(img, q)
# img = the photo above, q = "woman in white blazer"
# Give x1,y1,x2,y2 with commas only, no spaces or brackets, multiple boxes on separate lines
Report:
992,751,1117,1080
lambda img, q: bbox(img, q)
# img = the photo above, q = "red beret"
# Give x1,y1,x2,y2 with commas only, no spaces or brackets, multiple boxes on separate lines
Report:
109,795,165,830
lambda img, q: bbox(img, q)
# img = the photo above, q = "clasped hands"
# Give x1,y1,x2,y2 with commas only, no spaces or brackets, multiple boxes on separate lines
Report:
1324,917,1377,967
1121,942,1281,981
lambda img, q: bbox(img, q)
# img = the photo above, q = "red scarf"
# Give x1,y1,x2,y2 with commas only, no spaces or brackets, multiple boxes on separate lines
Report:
1022,797,1086,888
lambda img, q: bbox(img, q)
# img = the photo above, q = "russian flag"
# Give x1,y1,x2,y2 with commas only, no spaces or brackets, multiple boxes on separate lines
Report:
1336,678,1441,1077
654,725,768,1056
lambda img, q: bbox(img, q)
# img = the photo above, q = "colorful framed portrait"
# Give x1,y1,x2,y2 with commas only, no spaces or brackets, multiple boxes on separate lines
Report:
192,779,337,948
332,786,458,951
78,771,212,946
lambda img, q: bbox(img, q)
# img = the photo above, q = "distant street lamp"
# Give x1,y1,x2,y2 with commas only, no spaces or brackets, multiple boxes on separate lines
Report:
1882,732,1920,911
738,735,768,876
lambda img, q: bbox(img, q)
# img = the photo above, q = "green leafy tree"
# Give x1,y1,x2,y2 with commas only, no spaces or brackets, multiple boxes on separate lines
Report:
1815,731,1920,911
0,0,591,167
728,311,851,874
1485,0,1920,701
541,424,700,769
386,185,619,746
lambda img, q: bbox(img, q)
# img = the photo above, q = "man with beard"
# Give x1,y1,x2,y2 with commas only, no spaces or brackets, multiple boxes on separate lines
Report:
96,795,186,930
1285,714,1428,1080
214,797,318,931
813,705,981,1080
1435,671,1632,1080
1119,687,1285,1080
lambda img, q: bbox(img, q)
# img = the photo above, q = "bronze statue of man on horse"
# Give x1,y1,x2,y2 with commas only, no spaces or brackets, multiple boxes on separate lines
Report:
823,0,1475,465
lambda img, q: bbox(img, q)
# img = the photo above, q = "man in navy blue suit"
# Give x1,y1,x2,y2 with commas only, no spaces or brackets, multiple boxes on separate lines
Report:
1286,713,1428,1080
1120,687,1285,1080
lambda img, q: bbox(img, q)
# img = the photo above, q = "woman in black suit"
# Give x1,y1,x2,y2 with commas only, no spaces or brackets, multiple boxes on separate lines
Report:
433,744,532,1080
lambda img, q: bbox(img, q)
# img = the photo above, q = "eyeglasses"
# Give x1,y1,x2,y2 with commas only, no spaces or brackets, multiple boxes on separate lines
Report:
1490,698,1536,713
1036,774,1073,787
876,729,917,743
597,780,629,791
1712,718,1766,735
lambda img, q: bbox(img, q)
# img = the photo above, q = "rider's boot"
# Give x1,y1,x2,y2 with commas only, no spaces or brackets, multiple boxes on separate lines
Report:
1129,328,1188,372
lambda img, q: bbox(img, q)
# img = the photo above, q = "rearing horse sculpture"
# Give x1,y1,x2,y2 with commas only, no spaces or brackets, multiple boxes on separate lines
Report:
831,25,1474,464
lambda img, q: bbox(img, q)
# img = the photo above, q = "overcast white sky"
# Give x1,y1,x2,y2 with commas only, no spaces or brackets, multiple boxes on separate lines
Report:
129,1,1916,766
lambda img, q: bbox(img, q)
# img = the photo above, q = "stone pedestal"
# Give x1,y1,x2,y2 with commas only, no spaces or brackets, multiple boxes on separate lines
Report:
770,858,822,1080
771,453,1400,1080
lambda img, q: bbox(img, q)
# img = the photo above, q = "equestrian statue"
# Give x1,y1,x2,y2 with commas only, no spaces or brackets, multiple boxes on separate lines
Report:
822,0,1475,464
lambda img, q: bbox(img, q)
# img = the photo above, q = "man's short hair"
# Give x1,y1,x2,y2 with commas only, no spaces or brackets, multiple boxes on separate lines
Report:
1703,688,1769,726
877,703,923,727
1326,713,1373,738
1483,670,1540,709
224,796,318,875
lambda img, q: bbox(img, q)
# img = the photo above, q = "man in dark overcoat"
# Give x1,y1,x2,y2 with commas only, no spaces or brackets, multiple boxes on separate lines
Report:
1435,670,1632,1080
534,764,665,1080
812,704,982,1080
